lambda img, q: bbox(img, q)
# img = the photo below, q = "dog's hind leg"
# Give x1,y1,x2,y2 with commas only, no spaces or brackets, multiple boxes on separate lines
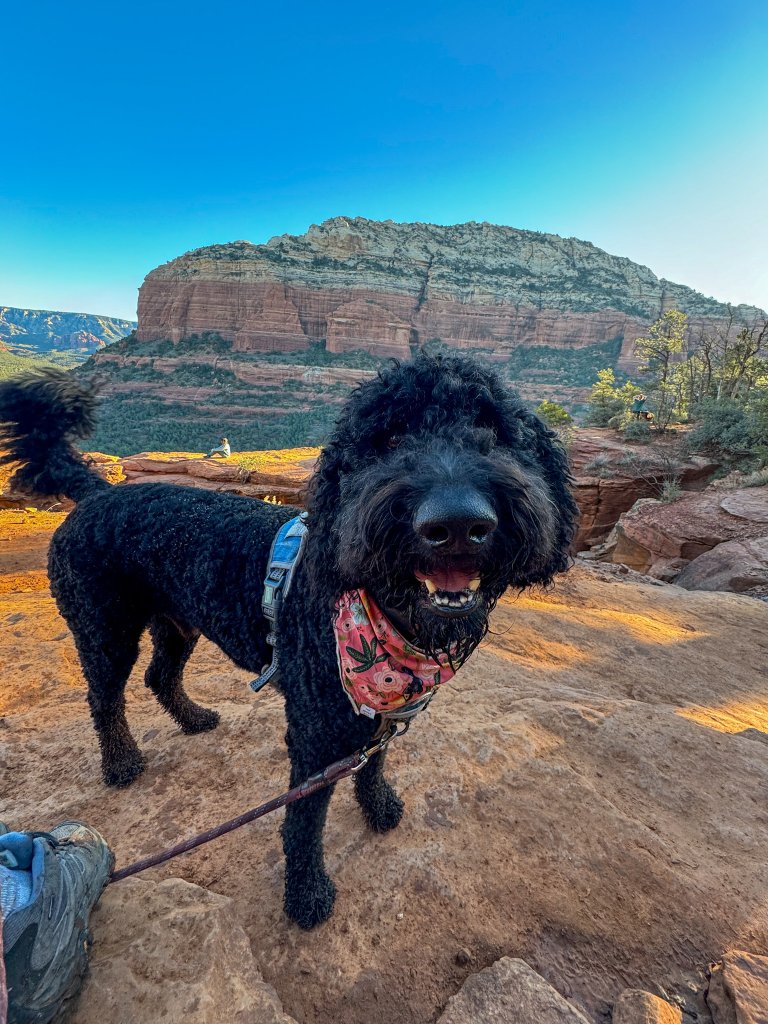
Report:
354,749,404,833
74,621,146,788
144,616,220,734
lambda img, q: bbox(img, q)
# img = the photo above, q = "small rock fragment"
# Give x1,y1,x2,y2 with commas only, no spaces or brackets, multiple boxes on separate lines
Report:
613,988,683,1023
707,951,768,1024
437,957,590,1024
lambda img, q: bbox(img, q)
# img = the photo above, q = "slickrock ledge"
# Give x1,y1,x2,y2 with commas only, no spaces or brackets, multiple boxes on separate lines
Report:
0,431,721,551
119,448,319,505
3,513,768,1024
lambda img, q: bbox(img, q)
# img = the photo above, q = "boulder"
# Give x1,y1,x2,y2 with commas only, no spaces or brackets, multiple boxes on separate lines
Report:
707,951,768,1024
707,964,738,1024
437,957,590,1024
613,989,683,1023
72,877,297,1024
676,536,768,594
608,487,768,578
720,490,768,523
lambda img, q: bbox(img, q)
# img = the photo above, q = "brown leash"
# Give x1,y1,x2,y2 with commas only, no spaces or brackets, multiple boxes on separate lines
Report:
109,720,407,884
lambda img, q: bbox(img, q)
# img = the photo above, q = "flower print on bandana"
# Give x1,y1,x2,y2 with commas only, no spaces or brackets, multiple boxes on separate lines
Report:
334,589,467,717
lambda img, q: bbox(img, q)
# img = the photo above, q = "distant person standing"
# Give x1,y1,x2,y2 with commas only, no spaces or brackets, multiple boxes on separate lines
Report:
204,436,231,459
630,394,647,419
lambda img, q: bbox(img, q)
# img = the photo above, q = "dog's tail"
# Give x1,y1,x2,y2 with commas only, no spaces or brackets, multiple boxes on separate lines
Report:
0,369,109,502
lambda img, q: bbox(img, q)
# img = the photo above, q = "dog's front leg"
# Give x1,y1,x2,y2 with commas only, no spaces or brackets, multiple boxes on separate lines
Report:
281,765,337,930
354,749,404,833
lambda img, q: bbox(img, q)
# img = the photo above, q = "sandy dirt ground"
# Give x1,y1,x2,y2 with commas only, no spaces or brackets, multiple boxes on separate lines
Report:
2,508,768,1023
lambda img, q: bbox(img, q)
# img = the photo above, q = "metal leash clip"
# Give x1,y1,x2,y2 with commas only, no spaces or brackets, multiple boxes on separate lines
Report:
351,719,410,772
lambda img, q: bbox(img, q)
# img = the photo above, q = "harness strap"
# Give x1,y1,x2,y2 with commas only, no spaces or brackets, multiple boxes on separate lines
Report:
250,513,308,693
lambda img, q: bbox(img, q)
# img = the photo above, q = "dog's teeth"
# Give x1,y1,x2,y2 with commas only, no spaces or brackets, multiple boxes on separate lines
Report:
468,579,481,592
424,579,437,594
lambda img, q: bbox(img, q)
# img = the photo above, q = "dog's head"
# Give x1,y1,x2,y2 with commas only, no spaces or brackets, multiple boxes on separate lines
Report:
305,354,578,661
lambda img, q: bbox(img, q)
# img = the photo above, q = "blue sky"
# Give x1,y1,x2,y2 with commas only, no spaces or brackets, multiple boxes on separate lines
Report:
2,0,767,321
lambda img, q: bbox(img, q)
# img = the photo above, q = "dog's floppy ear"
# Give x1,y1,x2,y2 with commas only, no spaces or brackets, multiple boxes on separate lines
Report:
305,432,346,534
304,372,386,529
515,407,578,564
486,379,579,570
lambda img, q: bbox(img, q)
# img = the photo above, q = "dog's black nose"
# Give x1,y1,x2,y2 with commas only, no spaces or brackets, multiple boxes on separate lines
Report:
414,488,497,550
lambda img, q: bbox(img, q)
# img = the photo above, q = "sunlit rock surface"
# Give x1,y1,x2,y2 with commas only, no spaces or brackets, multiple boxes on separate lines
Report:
2,509,768,1023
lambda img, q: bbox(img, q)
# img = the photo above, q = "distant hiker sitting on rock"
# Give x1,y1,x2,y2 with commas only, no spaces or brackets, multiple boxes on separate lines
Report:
204,437,231,459
631,394,647,419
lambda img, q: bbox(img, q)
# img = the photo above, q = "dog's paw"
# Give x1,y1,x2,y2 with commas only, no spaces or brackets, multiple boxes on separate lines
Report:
103,750,147,788
180,708,221,735
284,872,337,930
361,783,404,834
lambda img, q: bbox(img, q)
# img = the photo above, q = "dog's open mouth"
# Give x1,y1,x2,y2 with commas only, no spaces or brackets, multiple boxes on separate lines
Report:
415,569,481,616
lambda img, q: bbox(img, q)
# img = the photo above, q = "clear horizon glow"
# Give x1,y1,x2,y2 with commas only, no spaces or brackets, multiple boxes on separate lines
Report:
2,0,767,322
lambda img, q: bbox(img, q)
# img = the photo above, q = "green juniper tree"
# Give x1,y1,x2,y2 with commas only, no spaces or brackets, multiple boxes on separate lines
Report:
584,369,638,427
633,309,688,431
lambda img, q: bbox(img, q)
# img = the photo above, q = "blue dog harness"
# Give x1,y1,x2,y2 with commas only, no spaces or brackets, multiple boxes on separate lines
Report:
249,514,308,693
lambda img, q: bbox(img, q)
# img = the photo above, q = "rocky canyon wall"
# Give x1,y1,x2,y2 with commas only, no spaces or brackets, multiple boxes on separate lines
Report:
0,306,136,353
136,218,764,367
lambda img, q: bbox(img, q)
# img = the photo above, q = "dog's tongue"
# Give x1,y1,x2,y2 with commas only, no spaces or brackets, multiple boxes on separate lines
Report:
415,569,478,593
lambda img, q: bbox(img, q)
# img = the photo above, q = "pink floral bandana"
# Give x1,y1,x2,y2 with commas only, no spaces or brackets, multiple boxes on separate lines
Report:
334,589,467,719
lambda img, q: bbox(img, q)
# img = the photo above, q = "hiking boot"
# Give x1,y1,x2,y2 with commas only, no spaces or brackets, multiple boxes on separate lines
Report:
1,822,113,1024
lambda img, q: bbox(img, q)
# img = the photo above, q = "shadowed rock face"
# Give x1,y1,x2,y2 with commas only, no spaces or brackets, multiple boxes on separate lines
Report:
570,430,718,549
136,217,764,365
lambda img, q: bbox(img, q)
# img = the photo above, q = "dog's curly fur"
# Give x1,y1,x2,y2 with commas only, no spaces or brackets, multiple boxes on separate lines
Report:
0,356,577,928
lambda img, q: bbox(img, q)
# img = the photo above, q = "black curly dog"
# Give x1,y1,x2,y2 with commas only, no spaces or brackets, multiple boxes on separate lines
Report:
0,356,577,928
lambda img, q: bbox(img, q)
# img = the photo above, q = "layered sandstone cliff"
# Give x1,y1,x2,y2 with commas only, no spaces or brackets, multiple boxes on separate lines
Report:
137,217,764,365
